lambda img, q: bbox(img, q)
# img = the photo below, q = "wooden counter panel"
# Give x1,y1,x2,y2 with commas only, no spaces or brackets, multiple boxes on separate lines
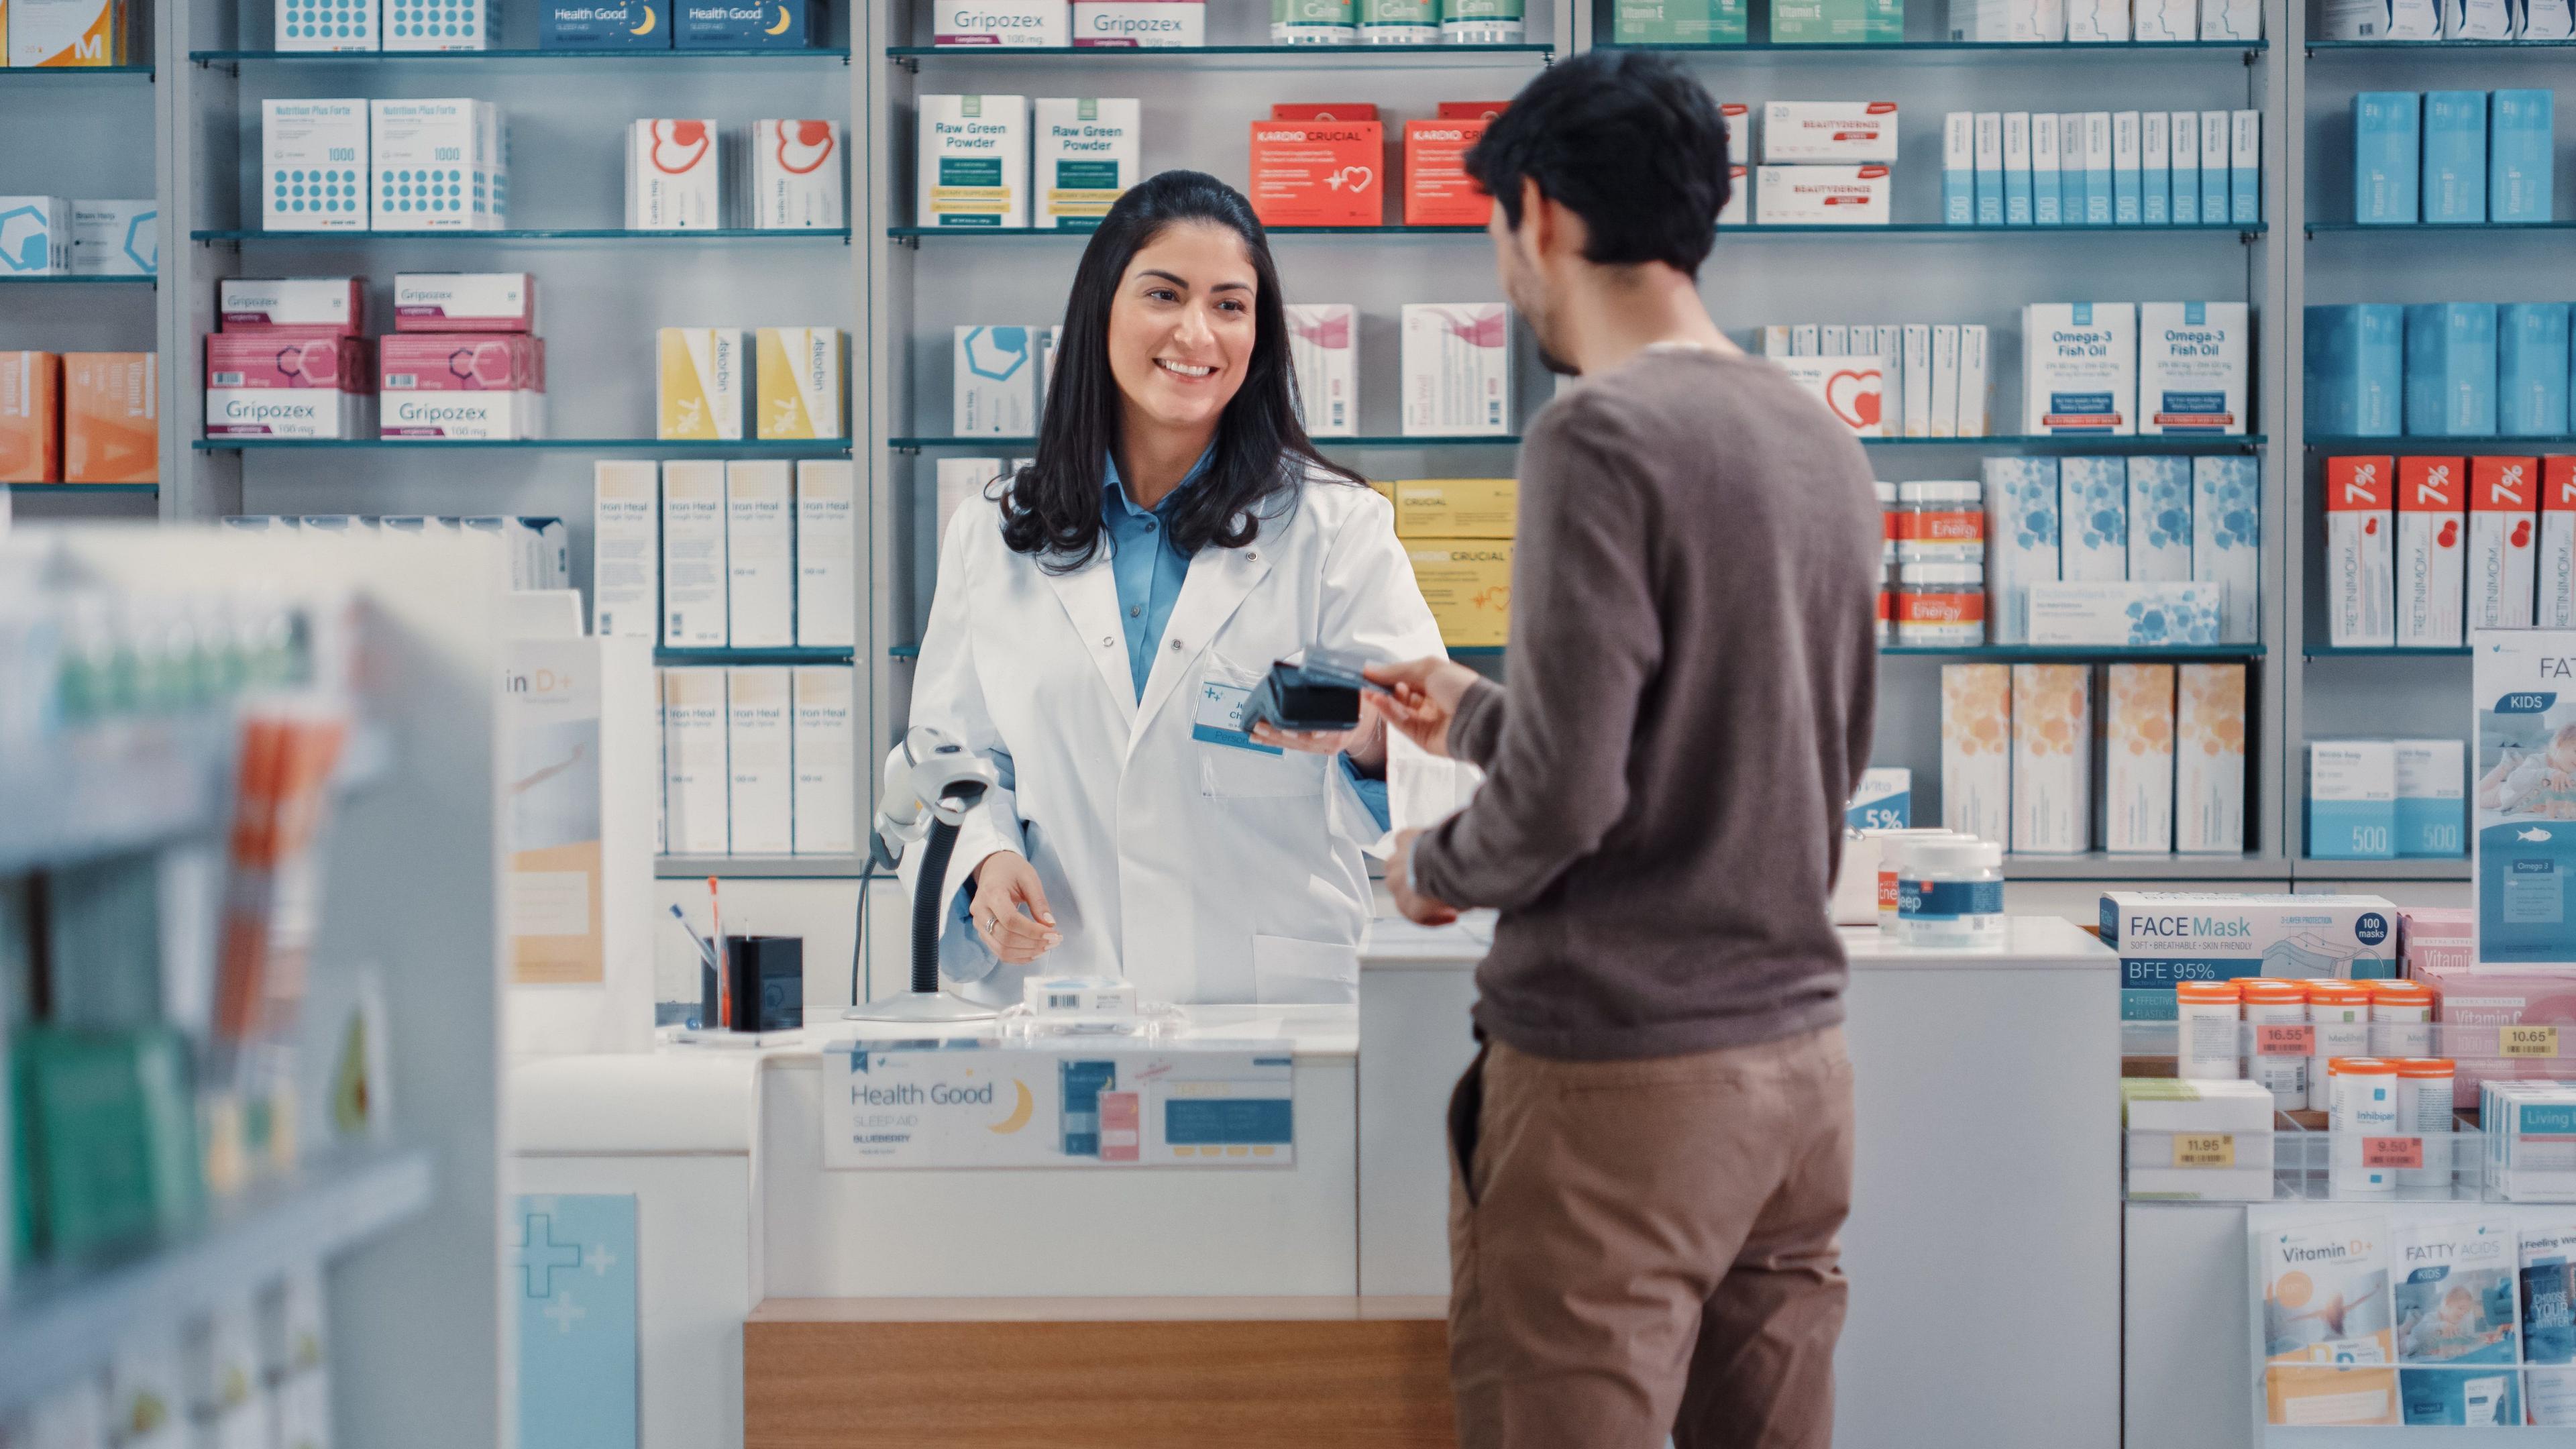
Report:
745,1300,1457,1448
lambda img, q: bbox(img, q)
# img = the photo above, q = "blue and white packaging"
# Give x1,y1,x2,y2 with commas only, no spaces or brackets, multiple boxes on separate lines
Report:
2059,455,2130,581
2324,0,2439,33
2501,303,2573,439
541,0,672,46
2099,891,2399,989
2128,455,2194,582
280,0,379,50
2310,740,2399,859
1943,112,1974,226
2200,0,2259,36
2133,0,2194,34
2524,0,2575,36
2141,111,2169,225
2031,110,2062,225
2022,300,2136,435
2061,114,2087,223
2473,636,2576,968
2139,301,2248,436
2353,92,2420,226
2192,455,2260,643
1847,766,1912,829
2395,738,2466,857
68,201,153,276
2304,303,2405,437
2422,91,2487,225
2068,0,2129,36
2169,111,2199,225
2489,90,2555,225
2229,109,2260,225
1974,112,2004,226
2112,111,2141,225
2441,0,2514,36
259,101,369,232
2003,113,2033,226
2198,109,2228,225
2082,111,2113,225
384,0,498,48
2405,302,2499,437
678,0,820,46
1982,455,2060,643
2027,580,2220,645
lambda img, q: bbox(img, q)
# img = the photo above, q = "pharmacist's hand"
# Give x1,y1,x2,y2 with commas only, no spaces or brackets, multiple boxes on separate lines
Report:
971,851,1061,965
1250,711,1387,775
1364,658,1481,759
1387,830,1460,927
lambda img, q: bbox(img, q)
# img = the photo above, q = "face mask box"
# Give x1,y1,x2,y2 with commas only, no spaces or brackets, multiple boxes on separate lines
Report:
0,352,62,482
660,462,730,647
1939,663,2012,844
2395,738,2465,857
2138,301,2248,435
1286,303,1356,437
378,333,542,439
392,272,532,331
2023,301,2135,435
628,119,722,230
203,334,374,438
755,326,844,440
1036,98,1140,230
2325,455,2396,648
2499,303,2571,438
726,462,795,650
2058,455,2129,582
2176,662,2247,851
2127,456,2193,582
592,461,659,640
1611,0,1749,43
1401,303,1511,437
1951,0,2064,40
69,201,154,276
1753,165,1888,225
920,96,1031,228
2396,455,2465,647
62,352,156,484
1760,101,1898,164
1072,0,1205,44
1404,118,1491,227
2304,303,2403,437
9,0,127,64
540,0,668,47
794,460,855,647
2423,92,2488,225
2169,110,2198,224
661,667,729,852
372,99,505,229
678,0,819,46
792,666,857,855
0,196,68,276
2190,456,2259,644
954,325,1037,435
2311,741,2399,859
261,101,368,231
1404,541,1511,648
2010,663,2090,853
2467,455,2540,629
1982,457,2059,643
383,0,496,48
658,327,747,441
751,120,843,229
2405,302,2498,437
220,276,364,333
2104,663,2176,853
1247,118,1383,227
2101,891,2398,989
2544,458,2576,629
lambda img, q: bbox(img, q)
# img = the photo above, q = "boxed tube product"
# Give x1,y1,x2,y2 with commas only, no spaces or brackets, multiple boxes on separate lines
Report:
627,119,720,230
2104,663,2176,853
2305,303,2404,437
2027,580,2220,645
2311,740,2399,859
2176,662,2247,852
2491,91,2556,224
2422,92,2487,226
2170,110,2199,225
1975,113,2003,227
1982,457,2059,643
657,327,746,441
220,276,365,333
392,272,533,331
1760,101,1899,164
203,334,373,438
2192,455,2259,644
1405,118,1492,227
2010,663,2090,854
751,120,843,229
1287,303,1356,438
795,460,855,648
592,460,659,639
539,0,665,46
2466,454,2538,629
755,326,845,440
68,200,154,276
1073,0,1206,43
1035,98,1139,230
934,0,1072,43
0,352,62,482
2022,301,2136,435
1940,662,2012,845
1752,165,1889,225
2128,456,2193,582
792,666,857,855
955,325,1038,435
383,0,496,48
1943,113,1974,225
2111,111,2141,224
371,99,506,230
660,460,729,647
1401,303,1510,437
1405,541,1511,647
2137,301,2248,435
2500,303,2572,439
1248,116,1383,227
2102,890,2398,987
920,96,1031,228
662,668,729,853
2546,456,2576,628
2406,303,2499,437
727,461,794,649
2059,455,2129,582
2380,451,2463,642
2353,93,2420,225
2326,455,2395,649
61,352,155,484
2395,738,2465,857
261,101,368,231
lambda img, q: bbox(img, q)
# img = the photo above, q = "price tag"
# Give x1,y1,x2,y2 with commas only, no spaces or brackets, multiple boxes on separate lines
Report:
2255,1024,2316,1057
2173,1133,2236,1168
2503,1026,2561,1059
2362,1136,2424,1170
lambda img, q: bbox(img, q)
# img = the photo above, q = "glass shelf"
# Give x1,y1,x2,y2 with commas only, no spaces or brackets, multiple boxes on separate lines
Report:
892,224,1487,237
2308,219,2576,233
191,46,851,62
195,437,852,454
655,646,855,665
2007,851,2282,879
0,274,156,285
2304,645,2471,658
655,853,866,878
896,639,1505,659
1600,38,2265,55
2308,36,2576,48
191,227,849,244
0,63,152,76
886,42,1552,62
1871,433,2266,449
2,482,159,493
897,222,2266,238
2307,434,2576,450
890,433,1519,448
1883,643,2265,659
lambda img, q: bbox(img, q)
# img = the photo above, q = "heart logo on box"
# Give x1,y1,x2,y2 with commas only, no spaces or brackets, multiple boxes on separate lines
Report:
1325,166,1375,195
1824,368,1881,431
652,120,711,176
777,121,835,176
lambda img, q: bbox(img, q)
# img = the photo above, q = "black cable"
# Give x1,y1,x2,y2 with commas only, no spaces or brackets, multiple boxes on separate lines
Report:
849,864,890,1008
910,820,962,995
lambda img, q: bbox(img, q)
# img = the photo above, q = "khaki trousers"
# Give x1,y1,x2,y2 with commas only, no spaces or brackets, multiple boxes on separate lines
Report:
1446,1027,1856,1449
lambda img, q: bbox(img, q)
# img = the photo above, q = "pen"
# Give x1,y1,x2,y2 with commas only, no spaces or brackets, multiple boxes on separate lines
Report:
667,903,718,972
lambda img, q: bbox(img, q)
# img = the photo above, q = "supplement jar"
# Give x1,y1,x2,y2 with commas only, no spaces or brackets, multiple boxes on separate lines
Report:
1895,479,1984,564
2176,979,2243,1081
2239,979,2309,1112
1894,837,2004,949
1894,561,1986,647
2394,1057,2455,1193
1873,828,1960,936
2306,981,2373,1113
2368,979,2435,1059
2326,1056,2400,1197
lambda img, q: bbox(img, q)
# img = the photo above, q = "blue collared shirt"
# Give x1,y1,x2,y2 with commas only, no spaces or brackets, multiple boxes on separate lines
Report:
1103,450,1206,701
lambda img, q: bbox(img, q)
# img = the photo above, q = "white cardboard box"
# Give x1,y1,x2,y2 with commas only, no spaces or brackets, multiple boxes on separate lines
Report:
751,119,843,230
2104,662,2176,853
592,460,659,640
2058,455,2130,582
628,119,720,230
1983,456,2060,644
1902,324,1932,437
792,666,859,855
1874,324,1904,437
2192,455,2261,644
725,460,796,649
69,200,154,276
1401,303,1511,437
2393,457,2462,648
1759,101,1900,164
1287,303,1358,437
2011,663,2092,853
2137,301,2249,435
1033,97,1140,230
937,456,1008,543
919,95,1031,229
660,460,729,647
1752,165,1890,225
955,325,1040,435
934,0,1071,44
2127,456,2194,582
393,271,532,329
2027,580,2221,645
371,99,504,231
1930,325,1960,437
1072,0,1206,44
661,667,729,854
2175,662,2247,852
1956,323,1989,435
795,460,857,649
1774,355,1882,437
261,101,368,232
2544,459,2576,628
2324,455,2396,649
658,327,746,441
726,667,794,855
2023,301,2137,435
1941,663,2013,845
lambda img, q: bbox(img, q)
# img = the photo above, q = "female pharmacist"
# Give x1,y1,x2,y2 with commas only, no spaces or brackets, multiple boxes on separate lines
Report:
905,169,1444,1009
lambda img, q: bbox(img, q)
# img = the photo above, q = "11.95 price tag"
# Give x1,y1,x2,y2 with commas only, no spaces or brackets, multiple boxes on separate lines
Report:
2173,1134,2236,1168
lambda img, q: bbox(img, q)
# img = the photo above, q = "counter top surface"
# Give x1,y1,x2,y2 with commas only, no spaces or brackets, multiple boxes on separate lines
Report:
1360,914,2114,971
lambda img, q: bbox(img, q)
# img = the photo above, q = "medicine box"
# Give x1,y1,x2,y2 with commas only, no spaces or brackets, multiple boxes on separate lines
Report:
2127,456,2193,583
1611,0,1749,41
2396,455,2467,646
662,668,729,853
1036,99,1140,231
1073,0,1207,44
1248,118,1382,227
2104,663,2176,854
2422,92,2487,225
2310,741,2399,859
69,201,154,277
756,326,845,440
2175,662,2247,851
1775,354,1882,437
0,352,62,482
1847,765,1911,830
2198,109,2229,225
2353,93,2420,225
921,96,1031,228
2321,0,2438,32
2169,110,2199,225
2394,738,2465,857
2467,454,2539,629
2406,303,2499,437
658,327,746,441
10,0,128,64
1766,0,1869,43
278,0,378,47
2530,0,2576,36
726,461,795,649
2400,906,2473,976
2326,455,2396,648
1287,303,1356,438
1939,663,2012,845
2200,0,2258,38
384,0,497,48
540,0,667,46
2081,112,2112,225
2031,110,2062,225
0,199,62,278
1401,303,1510,437
371,99,505,230
2498,303,2571,439
392,272,532,331
936,456,1006,543
660,460,729,647
2190,456,2259,645
1942,113,1974,225
261,102,368,231
2137,301,2247,436
1405,119,1491,227
794,460,856,649
203,335,374,439
2058,455,2129,582
377,333,541,439
1953,0,2064,40
934,0,1070,42
1974,113,2004,226
1982,456,2059,644
2023,301,2135,435
1405,540,1511,647
61,352,154,484
2101,890,2398,988
954,325,1038,435
628,119,721,230
592,461,659,639
2544,457,2576,628
2133,0,2194,38
1754,165,1888,225
220,276,364,333
2111,111,2141,225
2304,303,2403,437
2442,0,2513,38
2229,110,2259,225
1394,478,1513,539
2140,111,2168,225
751,120,843,230
2027,581,2220,646
1955,324,1988,436
1760,101,1899,164
2010,663,2090,854
792,666,857,855
2069,0,2129,38
2121,1079,2275,1199
678,0,818,46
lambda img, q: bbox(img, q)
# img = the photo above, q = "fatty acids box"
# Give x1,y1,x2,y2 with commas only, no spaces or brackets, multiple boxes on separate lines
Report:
1073,0,1206,42
1287,303,1357,437
378,334,542,439
262,100,370,231
2101,892,2399,993
751,121,843,229
628,119,722,230
2137,301,2248,436
1401,303,1511,437
920,96,1031,228
2023,301,2137,435
1034,99,1140,231
1250,112,1384,227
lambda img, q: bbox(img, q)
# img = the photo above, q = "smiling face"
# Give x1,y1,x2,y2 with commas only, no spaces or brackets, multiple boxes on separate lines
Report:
1106,220,1257,447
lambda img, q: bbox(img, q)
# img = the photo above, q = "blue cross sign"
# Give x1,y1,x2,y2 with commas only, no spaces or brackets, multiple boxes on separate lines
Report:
515,1213,584,1299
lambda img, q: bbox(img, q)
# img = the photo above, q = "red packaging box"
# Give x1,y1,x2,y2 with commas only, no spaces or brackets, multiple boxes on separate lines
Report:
1405,117,1491,226
1271,103,1377,121
1250,119,1385,228
0,352,62,482
1438,101,1508,120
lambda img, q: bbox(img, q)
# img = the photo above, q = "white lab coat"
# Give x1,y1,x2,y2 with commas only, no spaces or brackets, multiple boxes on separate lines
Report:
904,468,1444,1008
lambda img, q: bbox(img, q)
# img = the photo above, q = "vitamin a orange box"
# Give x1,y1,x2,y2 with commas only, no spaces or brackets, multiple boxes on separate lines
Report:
64,351,156,482
0,351,63,482
1249,119,1384,227
1404,118,1491,226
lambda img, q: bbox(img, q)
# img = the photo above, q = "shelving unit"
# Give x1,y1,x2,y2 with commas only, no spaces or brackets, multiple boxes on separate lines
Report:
194,437,856,454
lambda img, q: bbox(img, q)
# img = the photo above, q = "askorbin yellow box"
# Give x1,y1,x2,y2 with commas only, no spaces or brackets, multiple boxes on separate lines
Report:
1395,478,1515,539
1405,539,1511,648
755,326,845,440
658,327,745,441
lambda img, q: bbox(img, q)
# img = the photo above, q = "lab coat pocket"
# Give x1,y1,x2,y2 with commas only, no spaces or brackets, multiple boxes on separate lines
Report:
1196,656,1325,800
1252,933,1359,1005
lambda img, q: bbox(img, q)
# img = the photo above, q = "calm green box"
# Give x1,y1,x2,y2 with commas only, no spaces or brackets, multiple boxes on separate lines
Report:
1611,0,1748,42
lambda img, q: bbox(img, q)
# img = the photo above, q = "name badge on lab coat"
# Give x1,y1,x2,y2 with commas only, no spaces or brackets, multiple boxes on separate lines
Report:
1192,678,1283,755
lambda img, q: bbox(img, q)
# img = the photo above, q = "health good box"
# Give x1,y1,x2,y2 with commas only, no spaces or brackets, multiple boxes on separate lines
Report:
677,0,818,46
541,0,669,46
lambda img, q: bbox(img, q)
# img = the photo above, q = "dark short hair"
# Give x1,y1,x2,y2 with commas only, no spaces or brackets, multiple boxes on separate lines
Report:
1463,50,1732,277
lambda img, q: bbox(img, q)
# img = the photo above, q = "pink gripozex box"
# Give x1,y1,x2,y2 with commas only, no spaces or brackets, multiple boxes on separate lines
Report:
378,333,545,439
204,331,375,438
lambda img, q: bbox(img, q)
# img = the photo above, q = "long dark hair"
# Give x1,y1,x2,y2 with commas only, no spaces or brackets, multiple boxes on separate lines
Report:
1000,170,1364,571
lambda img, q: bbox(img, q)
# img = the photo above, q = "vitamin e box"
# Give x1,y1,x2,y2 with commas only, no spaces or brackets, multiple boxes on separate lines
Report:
1249,119,1384,227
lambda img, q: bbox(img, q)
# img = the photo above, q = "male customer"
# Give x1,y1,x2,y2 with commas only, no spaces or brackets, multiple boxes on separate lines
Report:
1366,50,1881,1449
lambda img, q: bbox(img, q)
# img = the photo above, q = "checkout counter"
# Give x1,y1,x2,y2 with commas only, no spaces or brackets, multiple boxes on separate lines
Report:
510,916,2117,1448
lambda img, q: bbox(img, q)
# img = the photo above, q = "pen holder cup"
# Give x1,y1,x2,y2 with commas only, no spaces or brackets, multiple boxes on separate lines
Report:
705,935,804,1032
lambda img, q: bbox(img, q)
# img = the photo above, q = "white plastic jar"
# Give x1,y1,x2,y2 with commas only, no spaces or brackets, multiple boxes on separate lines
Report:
1894,561,1986,647
2239,979,2310,1112
2306,981,2373,1113
2369,979,2436,1059
1873,828,1960,936
1895,480,1985,564
2176,979,2243,1081
2395,1057,2456,1195
1875,480,1899,566
2327,1056,2400,1197
1894,837,2005,949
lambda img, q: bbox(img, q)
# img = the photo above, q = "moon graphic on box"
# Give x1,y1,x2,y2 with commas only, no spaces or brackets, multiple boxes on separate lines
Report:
630,5,655,34
766,4,792,32
989,1079,1034,1134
